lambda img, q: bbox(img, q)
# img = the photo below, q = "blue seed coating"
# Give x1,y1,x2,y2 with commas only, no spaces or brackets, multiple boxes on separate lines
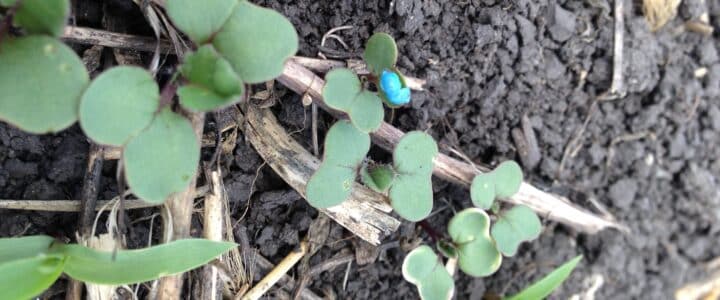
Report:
380,70,411,106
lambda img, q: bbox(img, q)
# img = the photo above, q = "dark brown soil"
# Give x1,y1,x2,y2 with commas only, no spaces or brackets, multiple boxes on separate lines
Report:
2,0,720,299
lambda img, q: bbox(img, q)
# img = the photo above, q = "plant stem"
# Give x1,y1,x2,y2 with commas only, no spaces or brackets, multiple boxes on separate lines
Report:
418,220,442,244
0,5,18,45
159,81,178,109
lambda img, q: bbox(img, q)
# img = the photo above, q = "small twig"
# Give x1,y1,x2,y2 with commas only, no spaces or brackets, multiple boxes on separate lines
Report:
558,100,599,177
0,186,209,212
418,220,443,244
605,131,656,169
201,168,225,300
78,144,105,237
241,241,309,300
599,0,626,100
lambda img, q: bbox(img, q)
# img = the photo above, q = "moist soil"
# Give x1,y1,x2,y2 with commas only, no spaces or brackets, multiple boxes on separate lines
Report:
2,0,720,299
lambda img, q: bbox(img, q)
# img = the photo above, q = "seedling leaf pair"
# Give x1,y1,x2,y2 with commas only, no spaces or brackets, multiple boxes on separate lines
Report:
168,0,298,110
0,235,235,299
389,132,438,221
448,208,502,277
306,121,370,208
178,45,244,112
491,205,542,256
471,161,523,209
78,66,199,203
402,245,454,300
323,68,384,132
0,36,88,134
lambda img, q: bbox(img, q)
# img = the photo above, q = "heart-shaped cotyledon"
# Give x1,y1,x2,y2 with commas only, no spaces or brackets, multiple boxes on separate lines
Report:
380,69,411,106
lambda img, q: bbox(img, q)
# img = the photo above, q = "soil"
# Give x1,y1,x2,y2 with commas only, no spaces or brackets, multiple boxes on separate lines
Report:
2,0,720,299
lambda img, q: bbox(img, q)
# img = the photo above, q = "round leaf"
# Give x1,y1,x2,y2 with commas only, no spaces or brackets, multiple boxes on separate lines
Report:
124,108,200,203
213,1,298,83
491,205,542,256
306,165,356,209
347,91,384,132
448,208,502,277
165,0,236,44
0,36,88,134
58,239,235,284
401,245,440,284
363,32,398,76
456,236,502,277
13,0,69,36
393,131,438,173
402,245,454,300
306,120,370,209
419,264,455,300
389,174,433,222
178,85,238,112
493,160,523,198
79,66,159,146
180,45,243,97
0,255,64,300
323,68,361,110
447,208,491,244
471,173,496,210
322,120,370,166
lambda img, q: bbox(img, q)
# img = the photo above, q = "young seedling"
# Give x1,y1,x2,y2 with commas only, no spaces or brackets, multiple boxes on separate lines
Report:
448,208,502,277
389,131,438,221
306,120,370,208
491,204,542,256
363,32,411,107
360,163,395,193
471,160,524,210
177,44,244,112
322,68,384,132
0,235,235,300
402,245,454,300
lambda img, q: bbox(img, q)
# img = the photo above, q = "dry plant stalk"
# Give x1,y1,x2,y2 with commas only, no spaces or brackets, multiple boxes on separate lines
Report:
643,0,681,31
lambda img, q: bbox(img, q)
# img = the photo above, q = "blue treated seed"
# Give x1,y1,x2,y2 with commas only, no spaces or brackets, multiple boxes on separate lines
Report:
380,70,411,106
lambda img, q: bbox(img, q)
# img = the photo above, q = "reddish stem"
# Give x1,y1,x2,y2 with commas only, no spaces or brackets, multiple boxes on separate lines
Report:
418,220,443,244
0,5,19,45
158,82,178,110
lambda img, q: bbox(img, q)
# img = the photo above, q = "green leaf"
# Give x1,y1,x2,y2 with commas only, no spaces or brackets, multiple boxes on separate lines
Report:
0,36,88,134
469,160,524,210
180,45,243,96
165,0,236,44
0,235,54,263
505,255,583,300
213,1,298,83
360,164,395,193
448,208,502,277
363,32,398,76
471,174,496,210
305,166,356,209
58,239,235,285
13,0,69,36
401,245,454,300
393,131,438,173
493,161,523,198
491,205,542,256
322,68,384,132
0,255,64,300
124,108,200,203
79,66,159,146
388,132,438,221
436,240,457,259
178,85,238,112
306,120,370,208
